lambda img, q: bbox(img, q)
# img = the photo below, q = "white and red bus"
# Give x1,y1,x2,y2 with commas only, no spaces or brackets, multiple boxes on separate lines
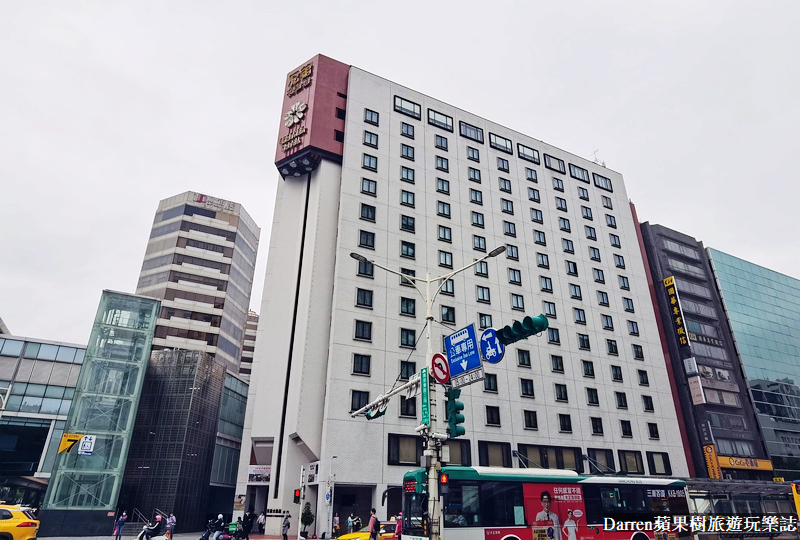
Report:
402,466,689,540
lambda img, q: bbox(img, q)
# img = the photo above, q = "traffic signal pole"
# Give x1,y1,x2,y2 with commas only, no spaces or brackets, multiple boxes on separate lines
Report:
349,247,506,540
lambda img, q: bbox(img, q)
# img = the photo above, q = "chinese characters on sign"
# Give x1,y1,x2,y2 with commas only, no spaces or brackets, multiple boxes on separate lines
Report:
287,63,313,97
663,276,690,348
603,515,797,534
703,444,722,479
194,193,236,212
689,332,725,347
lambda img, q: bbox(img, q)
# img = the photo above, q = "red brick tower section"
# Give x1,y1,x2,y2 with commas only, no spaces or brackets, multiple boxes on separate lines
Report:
275,54,350,179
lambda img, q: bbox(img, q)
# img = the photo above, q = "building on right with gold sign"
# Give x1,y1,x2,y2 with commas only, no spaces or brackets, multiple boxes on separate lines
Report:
638,223,775,481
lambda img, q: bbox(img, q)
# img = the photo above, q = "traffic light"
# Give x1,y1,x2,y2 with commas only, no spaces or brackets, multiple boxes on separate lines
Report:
445,388,466,439
496,314,549,345
293,488,301,504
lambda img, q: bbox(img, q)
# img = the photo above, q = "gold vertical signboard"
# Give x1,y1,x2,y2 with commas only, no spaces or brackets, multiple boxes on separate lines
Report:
704,445,722,479
663,276,691,349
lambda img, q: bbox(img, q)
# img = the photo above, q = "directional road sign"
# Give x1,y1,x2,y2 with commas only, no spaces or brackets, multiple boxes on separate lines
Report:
479,328,505,364
431,353,450,384
444,324,482,378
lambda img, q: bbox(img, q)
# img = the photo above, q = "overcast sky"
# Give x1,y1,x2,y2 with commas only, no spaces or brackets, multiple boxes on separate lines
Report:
2,1,798,346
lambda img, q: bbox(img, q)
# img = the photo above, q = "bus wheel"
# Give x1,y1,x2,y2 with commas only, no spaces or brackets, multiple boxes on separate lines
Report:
632,533,650,540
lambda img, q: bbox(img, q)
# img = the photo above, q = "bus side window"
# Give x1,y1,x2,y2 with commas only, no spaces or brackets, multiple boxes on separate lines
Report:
582,485,603,525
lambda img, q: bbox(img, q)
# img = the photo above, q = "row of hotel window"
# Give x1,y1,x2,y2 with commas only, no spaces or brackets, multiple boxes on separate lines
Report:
364,130,612,201
354,288,640,333
351,320,644,358
361,157,618,226
355,383,655,428
360,229,624,271
360,180,618,241
388,435,672,476
356,259,633,304
354,356,648,383
364,97,614,192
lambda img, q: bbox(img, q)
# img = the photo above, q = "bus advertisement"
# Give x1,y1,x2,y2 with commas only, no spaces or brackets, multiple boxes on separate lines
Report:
403,466,690,540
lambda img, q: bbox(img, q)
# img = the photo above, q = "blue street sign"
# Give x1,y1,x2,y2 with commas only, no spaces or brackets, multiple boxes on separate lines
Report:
479,329,505,364
445,324,482,378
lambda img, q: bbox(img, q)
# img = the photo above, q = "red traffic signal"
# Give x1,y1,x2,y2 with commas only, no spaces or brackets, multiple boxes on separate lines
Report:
293,488,301,504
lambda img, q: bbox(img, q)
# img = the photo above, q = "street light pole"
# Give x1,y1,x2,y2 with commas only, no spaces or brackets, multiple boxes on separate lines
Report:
349,246,505,540
327,455,337,539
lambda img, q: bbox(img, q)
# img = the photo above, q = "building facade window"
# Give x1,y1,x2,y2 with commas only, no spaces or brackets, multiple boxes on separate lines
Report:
497,157,510,172
401,122,415,139
401,166,415,183
541,276,553,292
436,156,449,171
511,293,524,310
472,211,484,227
435,134,447,149
509,268,522,284
470,189,483,204
437,178,450,194
361,203,376,221
548,328,560,344
484,373,498,392
401,190,415,207
544,154,566,174
364,109,379,125
621,421,633,438
524,410,538,429
591,417,604,435
351,390,369,411
518,350,531,367
439,250,453,268
439,225,452,242
401,241,415,259
356,288,373,308
355,320,372,341
468,167,481,182
363,154,377,171
521,379,535,397
437,201,451,218
353,354,371,375
583,360,595,377
428,109,453,131
358,260,374,277
475,261,488,277
607,339,619,355
559,414,572,432
474,235,487,251
441,305,455,324
400,297,416,316
479,313,493,329
363,131,378,147
400,328,416,347
467,147,480,162
574,308,586,324
544,301,556,318
477,286,491,303
578,333,590,349
394,95,421,119
555,383,568,402
401,215,415,232
587,388,599,405
486,406,501,426
361,178,377,196
400,396,417,417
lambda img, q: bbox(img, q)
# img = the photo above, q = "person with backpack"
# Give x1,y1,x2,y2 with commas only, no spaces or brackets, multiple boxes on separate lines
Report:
368,509,379,540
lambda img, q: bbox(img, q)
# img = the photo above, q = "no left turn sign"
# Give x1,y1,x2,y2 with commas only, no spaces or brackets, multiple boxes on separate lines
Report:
431,353,450,384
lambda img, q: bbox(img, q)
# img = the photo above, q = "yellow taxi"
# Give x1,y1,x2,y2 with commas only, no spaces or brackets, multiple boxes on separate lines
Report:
337,520,397,540
0,505,39,540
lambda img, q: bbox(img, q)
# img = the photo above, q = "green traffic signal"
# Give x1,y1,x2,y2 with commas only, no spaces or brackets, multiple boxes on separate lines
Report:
497,314,549,345
446,388,466,439
413,469,427,494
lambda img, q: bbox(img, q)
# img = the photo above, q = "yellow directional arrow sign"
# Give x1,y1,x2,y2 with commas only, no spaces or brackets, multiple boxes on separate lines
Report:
58,433,84,454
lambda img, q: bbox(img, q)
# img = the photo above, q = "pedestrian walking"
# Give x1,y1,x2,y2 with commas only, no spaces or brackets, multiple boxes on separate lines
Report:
166,514,176,538
114,511,127,540
368,509,377,540
282,513,291,540
257,512,266,535
333,513,340,538
395,513,402,540
242,509,255,540
347,514,354,534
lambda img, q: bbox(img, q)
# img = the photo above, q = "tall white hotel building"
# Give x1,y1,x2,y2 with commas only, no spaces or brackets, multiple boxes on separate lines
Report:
237,55,688,530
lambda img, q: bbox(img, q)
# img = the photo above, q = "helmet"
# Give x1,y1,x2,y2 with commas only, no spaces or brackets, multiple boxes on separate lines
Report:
219,514,223,519
156,516,162,521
